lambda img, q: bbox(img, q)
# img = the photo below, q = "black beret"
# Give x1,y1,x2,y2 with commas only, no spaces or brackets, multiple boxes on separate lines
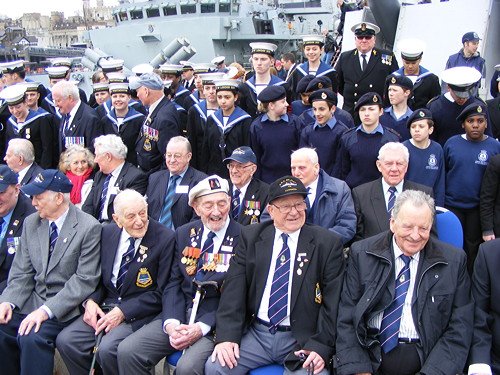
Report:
306,76,332,92
456,102,487,122
309,89,337,105
386,74,413,91
354,92,383,111
257,85,287,103
296,75,315,93
406,108,433,128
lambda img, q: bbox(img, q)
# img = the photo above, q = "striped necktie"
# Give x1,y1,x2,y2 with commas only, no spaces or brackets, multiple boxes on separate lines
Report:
232,189,241,220
116,237,135,292
379,254,412,353
63,113,71,136
268,233,290,333
49,222,58,259
159,175,180,228
387,186,397,219
100,174,112,219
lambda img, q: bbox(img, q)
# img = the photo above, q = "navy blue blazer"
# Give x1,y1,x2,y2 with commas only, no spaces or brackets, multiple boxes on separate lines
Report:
162,218,241,331
19,163,44,186
229,178,269,226
82,162,148,220
89,219,175,330
146,166,207,229
0,194,36,292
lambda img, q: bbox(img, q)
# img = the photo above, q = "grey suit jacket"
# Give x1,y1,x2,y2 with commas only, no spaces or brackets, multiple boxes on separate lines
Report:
0,204,102,322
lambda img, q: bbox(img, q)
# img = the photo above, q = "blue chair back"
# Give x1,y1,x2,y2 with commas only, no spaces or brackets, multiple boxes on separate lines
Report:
436,207,463,248
249,364,285,374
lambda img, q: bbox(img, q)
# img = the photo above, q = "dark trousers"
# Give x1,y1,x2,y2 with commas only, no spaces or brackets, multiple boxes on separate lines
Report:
0,312,69,375
378,342,421,375
446,205,481,274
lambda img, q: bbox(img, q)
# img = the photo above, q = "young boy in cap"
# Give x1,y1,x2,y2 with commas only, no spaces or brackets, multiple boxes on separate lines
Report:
444,103,500,273
300,89,349,176
337,92,400,188
290,74,315,116
380,74,414,140
289,35,337,101
101,82,145,166
238,42,286,118
250,85,303,184
202,80,252,178
402,108,445,206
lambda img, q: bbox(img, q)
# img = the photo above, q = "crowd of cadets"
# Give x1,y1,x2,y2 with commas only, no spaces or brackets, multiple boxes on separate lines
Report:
0,18,499,374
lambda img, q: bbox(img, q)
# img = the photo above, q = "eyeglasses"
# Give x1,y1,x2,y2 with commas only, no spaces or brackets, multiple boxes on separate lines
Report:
272,201,307,214
227,163,253,171
356,35,373,40
165,153,188,160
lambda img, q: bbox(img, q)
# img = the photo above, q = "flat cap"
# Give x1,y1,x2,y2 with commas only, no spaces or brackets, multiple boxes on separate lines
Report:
129,72,164,91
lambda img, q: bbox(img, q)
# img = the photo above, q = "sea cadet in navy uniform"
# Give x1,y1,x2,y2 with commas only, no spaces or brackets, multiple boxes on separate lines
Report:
335,22,398,116
238,42,287,118
159,64,199,113
93,82,111,119
98,73,148,118
380,74,413,141
4,138,43,186
0,166,35,292
289,35,338,101
224,147,269,226
146,136,207,229
114,175,240,375
132,72,181,173
391,39,441,110
101,82,145,166
57,189,175,375
201,79,252,178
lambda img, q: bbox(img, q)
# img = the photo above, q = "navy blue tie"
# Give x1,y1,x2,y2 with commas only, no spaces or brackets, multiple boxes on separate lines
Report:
62,113,71,136
361,54,367,71
379,254,412,353
387,186,397,219
100,174,112,219
116,237,135,292
159,175,180,228
49,222,58,258
232,189,241,220
268,233,290,333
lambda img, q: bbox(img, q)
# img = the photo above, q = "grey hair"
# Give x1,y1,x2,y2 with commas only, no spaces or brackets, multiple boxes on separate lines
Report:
114,189,147,216
167,136,192,153
8,138,35,163
51,80,79,100
392,190,435,221
291,147,319,165
93,134,128,160
58,144,95,173
378,142,409,163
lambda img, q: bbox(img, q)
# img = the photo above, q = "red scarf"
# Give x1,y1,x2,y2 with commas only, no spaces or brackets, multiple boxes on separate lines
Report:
66,168,93,204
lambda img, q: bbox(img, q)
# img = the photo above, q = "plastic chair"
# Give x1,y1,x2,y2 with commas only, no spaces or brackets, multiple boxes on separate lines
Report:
249,364,285,374
166,350,182,366
435,206,463,248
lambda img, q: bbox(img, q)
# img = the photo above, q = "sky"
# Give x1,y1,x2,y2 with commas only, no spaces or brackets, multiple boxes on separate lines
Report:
1,0,119,19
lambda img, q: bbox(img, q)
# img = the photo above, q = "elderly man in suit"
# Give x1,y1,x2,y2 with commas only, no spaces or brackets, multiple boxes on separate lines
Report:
4,138,43,186
146,136,206,230
83,134,147,223
52,80,102,154
0,169,102,375
115,175,240,375
0,165,36,292
335,190,473,375
205,175,345,374
352,142,434,242
224,146,269,226
57,189,175,375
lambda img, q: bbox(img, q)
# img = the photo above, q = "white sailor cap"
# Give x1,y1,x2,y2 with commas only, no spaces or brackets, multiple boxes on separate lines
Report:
495,63,500,72
440,67,482,98
109,82,130,95
197,72,226,85
131,63,154,76
351,22,380,36
21,81,40,92
211,56,225,66
50,57,72,67
302,35,325,46
214,79,239,92
249,42,278,56
158,64,182,75
0,60,25,74
193,63,216,74
0,84,26,106
106,72,129,83
188,175,229,206
99,58,124,73
468,363,492,375
92,82,109,92
45,66,69,79
398,39,426,61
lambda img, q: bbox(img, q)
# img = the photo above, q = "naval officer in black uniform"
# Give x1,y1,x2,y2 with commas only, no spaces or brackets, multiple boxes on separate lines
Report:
335,22,398,116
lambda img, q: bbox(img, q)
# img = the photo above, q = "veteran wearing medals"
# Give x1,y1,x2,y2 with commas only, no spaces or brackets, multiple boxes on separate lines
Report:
116,175,240,375
206,176,344,375
0,165,35,292
57,189,176,375
224,146,269,226
335,22,398,117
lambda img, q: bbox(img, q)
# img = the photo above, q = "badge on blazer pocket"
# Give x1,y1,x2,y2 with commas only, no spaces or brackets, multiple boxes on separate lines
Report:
136,268,153,287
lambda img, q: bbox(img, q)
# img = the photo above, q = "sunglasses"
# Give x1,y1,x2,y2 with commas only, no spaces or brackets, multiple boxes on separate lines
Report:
356,35,373,40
